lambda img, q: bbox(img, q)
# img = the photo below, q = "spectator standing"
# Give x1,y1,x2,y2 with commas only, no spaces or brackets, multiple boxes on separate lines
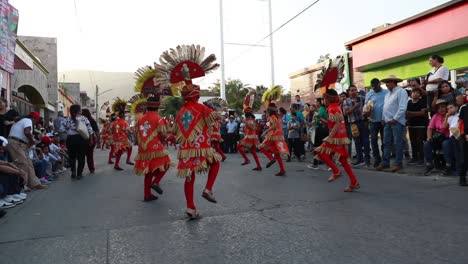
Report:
406,87,428,165
444,103,461,176
63,105,93,180
220,115,228,152
7,112,47,190
377,75,408,173
343,85,371,166
365,78,388,168
279,107,289,141
311,99,328,169
294,95,304,109
458,100,468,186
226,116,238,153
82,109,100,174
286,112,301,162
290,104,305,160
423,100,451,176
54,111,67,142
424,55,450,112
432,80,461,112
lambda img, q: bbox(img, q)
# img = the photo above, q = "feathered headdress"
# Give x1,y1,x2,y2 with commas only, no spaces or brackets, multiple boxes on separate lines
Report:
154,45,219,100
315,56,345,95
111,97,127,114
126,94,147,118
134,66,157,93
243,89,256,113
204,97,227,110
262,85,282,106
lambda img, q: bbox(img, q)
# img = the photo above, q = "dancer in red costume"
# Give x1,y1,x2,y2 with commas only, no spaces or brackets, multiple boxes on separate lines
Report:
165,116,177,150
100,120,110,150
154,44,221,219
203,101,227,162
111,111,131,171
134,96,172,201
316,89,360,192
107,114,116,164
237,90,261,170
259,103,290,176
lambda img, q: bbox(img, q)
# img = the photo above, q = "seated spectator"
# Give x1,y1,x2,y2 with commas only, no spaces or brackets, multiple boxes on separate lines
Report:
424,100,451,175
407,87,428,165
0,137,27,210
455,77,467,95
432,80,461,112
32,148,51,185
49,133,67,172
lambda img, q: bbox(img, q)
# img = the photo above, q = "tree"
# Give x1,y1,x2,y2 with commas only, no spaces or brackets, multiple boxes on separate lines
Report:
317,53,331,64
160,96,183,117
211,79,251,113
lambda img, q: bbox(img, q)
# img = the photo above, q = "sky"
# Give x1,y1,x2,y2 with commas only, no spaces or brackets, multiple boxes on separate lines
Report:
9,0,450,91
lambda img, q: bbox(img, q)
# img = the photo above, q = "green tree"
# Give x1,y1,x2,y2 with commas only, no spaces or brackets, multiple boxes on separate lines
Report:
211,79,251,113
160,96,183,117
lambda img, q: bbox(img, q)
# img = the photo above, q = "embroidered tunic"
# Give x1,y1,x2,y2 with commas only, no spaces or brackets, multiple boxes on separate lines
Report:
210,120,223,143
174,101,221,178
111,118,130,152
259,114,289,155
239,117,259,149
134,112,172,175
315,102,350,159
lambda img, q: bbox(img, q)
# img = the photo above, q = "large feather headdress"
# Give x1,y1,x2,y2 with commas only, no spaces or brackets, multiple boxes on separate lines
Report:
134,66,157,93
204,97,227,110
154,44,220,88
126,94,147,118
111,97,127,114
262,85,282,106
314,56,345,95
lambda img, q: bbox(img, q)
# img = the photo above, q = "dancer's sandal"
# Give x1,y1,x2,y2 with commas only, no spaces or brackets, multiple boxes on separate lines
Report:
344,183,361,192
327,173,342,183
252,167,262,171
275,171,286,176
266,159,276,168
241,160,250,166
143,195,158,202
151,184,163,195
202,189,217,203
185,209,201,219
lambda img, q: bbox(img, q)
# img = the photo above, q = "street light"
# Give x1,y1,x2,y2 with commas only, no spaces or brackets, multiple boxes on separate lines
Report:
95,85,113,121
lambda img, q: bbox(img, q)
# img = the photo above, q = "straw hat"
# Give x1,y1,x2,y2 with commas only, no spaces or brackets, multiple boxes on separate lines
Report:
381,75,403,83
435,99,447,105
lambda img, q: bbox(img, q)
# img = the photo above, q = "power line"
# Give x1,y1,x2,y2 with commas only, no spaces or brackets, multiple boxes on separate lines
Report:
226,0,322,65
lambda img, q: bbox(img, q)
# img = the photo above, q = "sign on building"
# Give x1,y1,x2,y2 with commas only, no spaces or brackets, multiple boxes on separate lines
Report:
0,0,19,73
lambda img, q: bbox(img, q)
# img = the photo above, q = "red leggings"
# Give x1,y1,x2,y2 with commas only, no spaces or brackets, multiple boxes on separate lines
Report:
238,144,261,168
317,153,358,185
184,161,220,210
212,142,226,160
260,148,285,173
126,146,132,163
108,145,115,162
144,170,167,198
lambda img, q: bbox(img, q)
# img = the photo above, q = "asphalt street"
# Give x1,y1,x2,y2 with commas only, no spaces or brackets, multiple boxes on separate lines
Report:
0,148,467,264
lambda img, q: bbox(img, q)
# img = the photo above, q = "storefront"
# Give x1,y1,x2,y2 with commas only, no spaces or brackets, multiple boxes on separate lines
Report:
345,0,468,86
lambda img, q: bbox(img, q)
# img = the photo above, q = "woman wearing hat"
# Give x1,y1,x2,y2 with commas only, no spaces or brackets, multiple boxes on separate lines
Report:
423,100,452,176
316,89,360,192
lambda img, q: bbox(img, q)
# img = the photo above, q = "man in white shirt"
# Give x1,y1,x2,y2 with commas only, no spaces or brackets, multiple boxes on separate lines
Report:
226,116,238,153
6,112,47,190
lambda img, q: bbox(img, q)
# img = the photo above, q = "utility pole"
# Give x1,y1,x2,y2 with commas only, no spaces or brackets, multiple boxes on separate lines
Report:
219,0,226,101
95,85,113,122
268,0,275,86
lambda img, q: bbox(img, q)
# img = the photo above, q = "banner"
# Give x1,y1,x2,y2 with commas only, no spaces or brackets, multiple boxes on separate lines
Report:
0,0,19,73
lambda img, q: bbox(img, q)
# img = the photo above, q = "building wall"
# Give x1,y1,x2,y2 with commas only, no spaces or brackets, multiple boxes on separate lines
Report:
362,43,468,85
12,62,48,105
350,1,468,70
18,36,58,105
59,82,80,104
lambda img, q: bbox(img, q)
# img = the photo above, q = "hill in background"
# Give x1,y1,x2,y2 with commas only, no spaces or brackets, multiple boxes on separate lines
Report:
59,70,135,102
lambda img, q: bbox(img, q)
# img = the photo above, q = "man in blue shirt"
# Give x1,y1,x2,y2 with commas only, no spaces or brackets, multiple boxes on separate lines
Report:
376,75,408,173
290,104,305,160
365,78,388,168
226,116,239,153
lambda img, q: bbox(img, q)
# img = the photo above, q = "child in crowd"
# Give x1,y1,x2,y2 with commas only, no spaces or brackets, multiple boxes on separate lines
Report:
444,103,460,176
41,145,60,180
287,112,301,162
33,148,51,185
